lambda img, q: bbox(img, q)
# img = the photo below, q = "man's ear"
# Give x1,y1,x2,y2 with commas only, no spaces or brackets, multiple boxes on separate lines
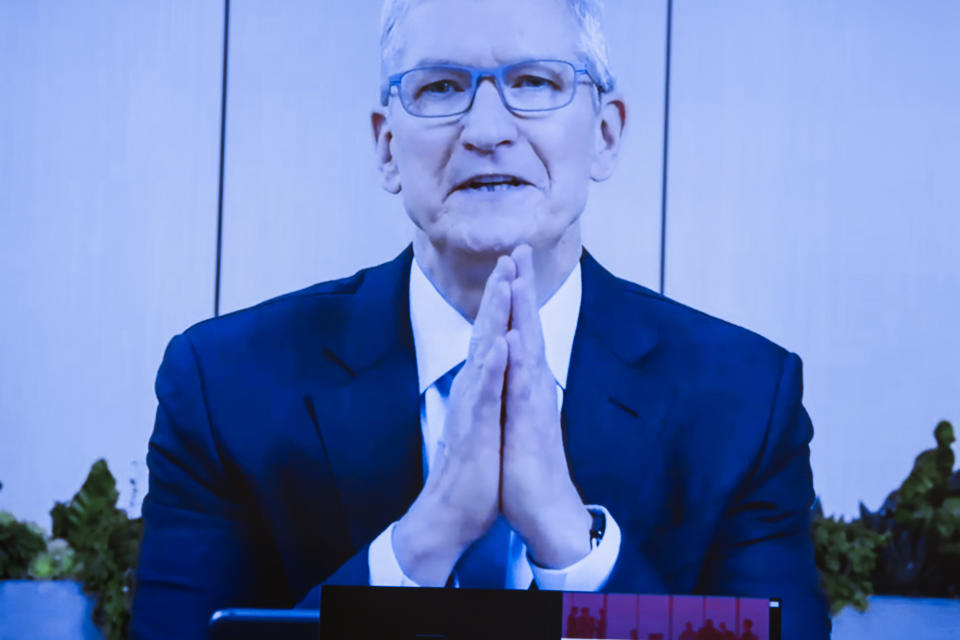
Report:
590,94,627,182
371,109,401,194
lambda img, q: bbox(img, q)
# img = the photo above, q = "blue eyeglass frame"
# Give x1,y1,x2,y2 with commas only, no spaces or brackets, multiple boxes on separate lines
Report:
379,59,602,117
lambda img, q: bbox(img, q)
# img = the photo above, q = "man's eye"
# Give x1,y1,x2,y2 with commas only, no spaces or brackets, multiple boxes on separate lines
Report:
513,75,558,90
418,80,463,96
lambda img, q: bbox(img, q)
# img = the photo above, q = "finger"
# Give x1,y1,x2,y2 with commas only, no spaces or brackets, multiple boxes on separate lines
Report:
511,244,534,281
468,280,510,365
468,256,516,361
446,334,505,449
477,335,508,411
478,255,516,329
509,248,546,361
505,329,531,399
504,329,534,442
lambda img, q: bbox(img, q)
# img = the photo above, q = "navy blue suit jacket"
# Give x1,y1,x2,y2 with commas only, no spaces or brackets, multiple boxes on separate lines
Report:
131,247,829,639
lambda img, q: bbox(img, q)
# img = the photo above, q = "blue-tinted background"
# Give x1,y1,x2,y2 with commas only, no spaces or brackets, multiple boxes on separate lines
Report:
1,1,958,537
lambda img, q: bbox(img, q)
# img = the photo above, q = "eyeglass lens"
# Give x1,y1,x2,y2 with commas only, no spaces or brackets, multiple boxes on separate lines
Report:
399,61,576,117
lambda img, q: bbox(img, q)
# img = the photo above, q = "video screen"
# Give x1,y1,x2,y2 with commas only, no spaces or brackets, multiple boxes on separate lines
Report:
562,593,775,640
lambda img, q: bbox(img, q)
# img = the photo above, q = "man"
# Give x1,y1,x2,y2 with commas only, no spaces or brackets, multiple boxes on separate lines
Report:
567,605,580,637
132,0,829,638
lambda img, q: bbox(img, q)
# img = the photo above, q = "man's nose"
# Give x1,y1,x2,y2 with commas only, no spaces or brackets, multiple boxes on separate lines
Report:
460,78,518,153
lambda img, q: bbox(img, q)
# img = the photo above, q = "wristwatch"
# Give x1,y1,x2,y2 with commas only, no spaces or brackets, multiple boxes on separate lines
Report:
588,508,606,550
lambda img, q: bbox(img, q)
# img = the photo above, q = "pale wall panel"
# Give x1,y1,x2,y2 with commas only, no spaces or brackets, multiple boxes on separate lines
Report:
0,1,223,527
665,1,960,517
219,0,666,313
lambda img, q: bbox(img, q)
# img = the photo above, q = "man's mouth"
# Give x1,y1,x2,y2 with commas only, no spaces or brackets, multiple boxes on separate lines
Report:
453,174,531,193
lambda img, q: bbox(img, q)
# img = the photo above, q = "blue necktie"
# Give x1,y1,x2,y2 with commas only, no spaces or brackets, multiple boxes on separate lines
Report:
433,362,512,588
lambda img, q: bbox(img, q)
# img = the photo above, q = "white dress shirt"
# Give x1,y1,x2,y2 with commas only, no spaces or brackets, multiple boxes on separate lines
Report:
367,257,621,590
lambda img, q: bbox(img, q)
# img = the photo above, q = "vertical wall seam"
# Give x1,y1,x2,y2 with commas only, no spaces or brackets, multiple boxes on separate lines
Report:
658,0,674,296
214,0,231,317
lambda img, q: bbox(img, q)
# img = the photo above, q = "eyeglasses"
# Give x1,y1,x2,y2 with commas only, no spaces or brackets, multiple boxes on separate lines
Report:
381,59,599,118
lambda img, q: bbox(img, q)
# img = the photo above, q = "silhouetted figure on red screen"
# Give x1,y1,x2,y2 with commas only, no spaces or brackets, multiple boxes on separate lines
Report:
678,621,697,640
567,607,579,637
740,619,758,640
698,618,720,640
596,607,607,638
717,621,735,640
577,607,596,638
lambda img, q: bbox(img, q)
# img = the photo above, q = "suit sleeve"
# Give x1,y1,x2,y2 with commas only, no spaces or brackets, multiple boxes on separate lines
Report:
131,334,281,639
697,352,830,640
295,545,371,609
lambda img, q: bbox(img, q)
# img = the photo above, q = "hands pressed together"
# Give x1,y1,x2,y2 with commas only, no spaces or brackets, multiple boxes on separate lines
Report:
394,245,592,586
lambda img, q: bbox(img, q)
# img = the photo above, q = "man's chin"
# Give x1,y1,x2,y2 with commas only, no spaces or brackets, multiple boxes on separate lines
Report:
440,210,545,255
453,239,523,259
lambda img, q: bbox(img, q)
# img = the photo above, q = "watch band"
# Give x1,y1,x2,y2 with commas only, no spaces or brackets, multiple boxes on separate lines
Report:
588,508,606,549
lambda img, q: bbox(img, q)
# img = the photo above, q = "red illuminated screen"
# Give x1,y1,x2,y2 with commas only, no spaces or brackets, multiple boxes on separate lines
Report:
562,593,770,640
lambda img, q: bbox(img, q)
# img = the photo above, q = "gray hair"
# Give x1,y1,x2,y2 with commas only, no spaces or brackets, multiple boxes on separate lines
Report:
379,0,615,93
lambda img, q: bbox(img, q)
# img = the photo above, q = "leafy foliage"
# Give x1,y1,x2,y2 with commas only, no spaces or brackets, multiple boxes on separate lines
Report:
0,510,48,579
1,481,77,581
812,508,889,613
814,420,960,613
50,459,144,640
861,420,960,597
895,421,956,526
28,538,77,579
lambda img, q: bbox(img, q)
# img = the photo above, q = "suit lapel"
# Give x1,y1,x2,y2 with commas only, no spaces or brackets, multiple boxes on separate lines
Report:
563,252,676,542
306,247,423,551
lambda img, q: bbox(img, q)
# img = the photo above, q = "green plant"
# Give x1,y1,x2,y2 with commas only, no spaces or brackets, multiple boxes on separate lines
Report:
0,509,47,579
1,462,143,639
1,480,77,581
812,510,889,614
50,459,144,640
863,420,960,597
895,421,956,527
814,420,960,613
29,537,77,579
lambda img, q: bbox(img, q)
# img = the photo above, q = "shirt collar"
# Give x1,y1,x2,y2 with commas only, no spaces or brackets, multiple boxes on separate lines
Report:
409,256,582,394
